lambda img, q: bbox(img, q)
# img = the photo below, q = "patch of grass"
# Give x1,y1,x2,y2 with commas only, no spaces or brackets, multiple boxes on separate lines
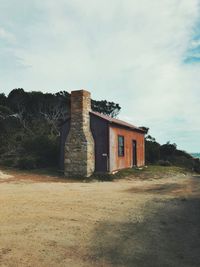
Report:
91,165,190,182
23,168,62,177
0,165,61,178
91,167,145,181
144,165,188,175
0,164,192,182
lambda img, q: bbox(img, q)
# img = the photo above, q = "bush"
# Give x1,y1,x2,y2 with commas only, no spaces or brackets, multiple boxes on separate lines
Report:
194,159,200,173
0,158,15,167
174,149,193,159
0,105,12,116
170,156,195,170
160,142,177,160
17,156,37,169
21,135,59,168
158,160,172,166
145,140,160,163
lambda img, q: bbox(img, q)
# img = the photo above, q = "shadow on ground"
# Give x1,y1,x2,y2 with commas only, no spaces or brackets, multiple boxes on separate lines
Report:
126,183,184,195
90,197,200,267
126,178,200,197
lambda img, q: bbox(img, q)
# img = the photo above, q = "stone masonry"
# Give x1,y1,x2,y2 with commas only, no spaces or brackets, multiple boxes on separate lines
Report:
64,90,95,177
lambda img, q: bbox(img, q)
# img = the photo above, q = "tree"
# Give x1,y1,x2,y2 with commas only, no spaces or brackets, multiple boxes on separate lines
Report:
5,89,71,136
0,88,121,169
0,105,12,119
7,88,27,113
160,142,177,160
145,135,160,163
0,93,7,106
91,100,121,118
139,126,149,134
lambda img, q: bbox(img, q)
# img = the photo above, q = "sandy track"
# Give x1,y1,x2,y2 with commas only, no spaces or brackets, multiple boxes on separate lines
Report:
0,170,200,267
0,171,13,180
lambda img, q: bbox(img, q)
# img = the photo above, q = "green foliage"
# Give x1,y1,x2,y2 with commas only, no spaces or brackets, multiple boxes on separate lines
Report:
17,156,37,169
145,135,160,164
158,160,172,167
139,126,149,134
1,158,15,167
145,134,200,173
194,159,200,173
7,88,27,113
0,93,7,106
21,135,59,168
0,88,67,169
91,165,188,181
91,99,121,118
0,88,121,170
160,142,177,160
0,105,12,117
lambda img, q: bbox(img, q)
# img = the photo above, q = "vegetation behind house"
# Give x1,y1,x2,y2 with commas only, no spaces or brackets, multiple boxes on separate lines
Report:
0,88,121,170
0,88,199,174
145,134,200,173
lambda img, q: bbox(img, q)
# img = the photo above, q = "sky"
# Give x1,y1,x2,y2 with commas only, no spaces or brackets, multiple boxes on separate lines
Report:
0,0,200,152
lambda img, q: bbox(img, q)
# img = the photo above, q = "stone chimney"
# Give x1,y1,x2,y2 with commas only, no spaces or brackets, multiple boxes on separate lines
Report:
64,90,95,177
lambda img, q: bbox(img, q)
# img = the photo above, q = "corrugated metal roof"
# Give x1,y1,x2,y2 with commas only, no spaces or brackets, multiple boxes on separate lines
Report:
90,111,145,133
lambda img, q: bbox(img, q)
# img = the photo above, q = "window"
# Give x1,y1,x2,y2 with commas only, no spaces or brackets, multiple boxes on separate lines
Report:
118,135,124,156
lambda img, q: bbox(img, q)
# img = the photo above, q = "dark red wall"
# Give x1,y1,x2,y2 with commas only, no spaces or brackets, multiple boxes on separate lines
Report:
90,113,109,173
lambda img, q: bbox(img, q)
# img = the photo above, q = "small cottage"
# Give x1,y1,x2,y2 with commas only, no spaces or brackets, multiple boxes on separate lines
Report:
60,90,145,177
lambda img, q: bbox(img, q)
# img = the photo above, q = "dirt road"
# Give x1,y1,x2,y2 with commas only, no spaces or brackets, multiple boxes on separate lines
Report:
0,169,200,267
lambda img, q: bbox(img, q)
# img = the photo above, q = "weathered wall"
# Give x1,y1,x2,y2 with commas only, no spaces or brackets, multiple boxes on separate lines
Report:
109,125,145,172
64,90,95,177
90,113,109,173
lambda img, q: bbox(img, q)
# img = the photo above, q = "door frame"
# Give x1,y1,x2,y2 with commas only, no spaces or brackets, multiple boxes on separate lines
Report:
132,140,137,167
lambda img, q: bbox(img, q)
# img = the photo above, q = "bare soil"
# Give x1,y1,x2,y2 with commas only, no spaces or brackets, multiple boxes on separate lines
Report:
0,168,200,267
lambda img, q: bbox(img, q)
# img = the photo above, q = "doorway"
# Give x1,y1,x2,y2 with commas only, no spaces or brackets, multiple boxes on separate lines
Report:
132,140,137,167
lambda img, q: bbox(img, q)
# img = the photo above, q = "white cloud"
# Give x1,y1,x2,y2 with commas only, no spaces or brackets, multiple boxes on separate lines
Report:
0,0,200,152
0,27,16,43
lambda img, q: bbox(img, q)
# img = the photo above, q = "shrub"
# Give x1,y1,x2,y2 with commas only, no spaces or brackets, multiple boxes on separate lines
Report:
158,160,172,166
0,105,12,116
0,158,15,167
194,159,200,173
145,140,160,163
174,149,193,159
17,156,37,169
21,135,59,168
160,142,177,160
171,156,195,170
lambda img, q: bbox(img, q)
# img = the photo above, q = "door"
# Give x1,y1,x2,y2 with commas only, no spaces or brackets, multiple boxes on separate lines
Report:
132,140,137,167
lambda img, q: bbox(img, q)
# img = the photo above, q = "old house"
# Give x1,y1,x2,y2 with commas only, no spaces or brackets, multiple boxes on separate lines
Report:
60,90,145,177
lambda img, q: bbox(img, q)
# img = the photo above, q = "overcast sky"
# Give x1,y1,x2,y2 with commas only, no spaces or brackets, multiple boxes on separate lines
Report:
0,0,200,152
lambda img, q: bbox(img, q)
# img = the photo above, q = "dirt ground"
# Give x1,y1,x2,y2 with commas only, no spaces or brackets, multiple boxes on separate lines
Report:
0,168,200,267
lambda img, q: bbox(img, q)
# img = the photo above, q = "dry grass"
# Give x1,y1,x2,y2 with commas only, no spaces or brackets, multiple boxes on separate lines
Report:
0,167,200,267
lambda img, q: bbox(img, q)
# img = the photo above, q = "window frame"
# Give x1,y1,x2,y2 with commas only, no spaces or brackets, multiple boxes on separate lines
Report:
118,135,125,157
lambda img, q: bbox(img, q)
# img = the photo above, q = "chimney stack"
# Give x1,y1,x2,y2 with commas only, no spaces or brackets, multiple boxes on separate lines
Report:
64,90,95,177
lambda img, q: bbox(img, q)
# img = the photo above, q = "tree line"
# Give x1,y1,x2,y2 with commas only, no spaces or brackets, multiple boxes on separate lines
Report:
0,88,121,169
0,88,199,174
145,134,200,173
